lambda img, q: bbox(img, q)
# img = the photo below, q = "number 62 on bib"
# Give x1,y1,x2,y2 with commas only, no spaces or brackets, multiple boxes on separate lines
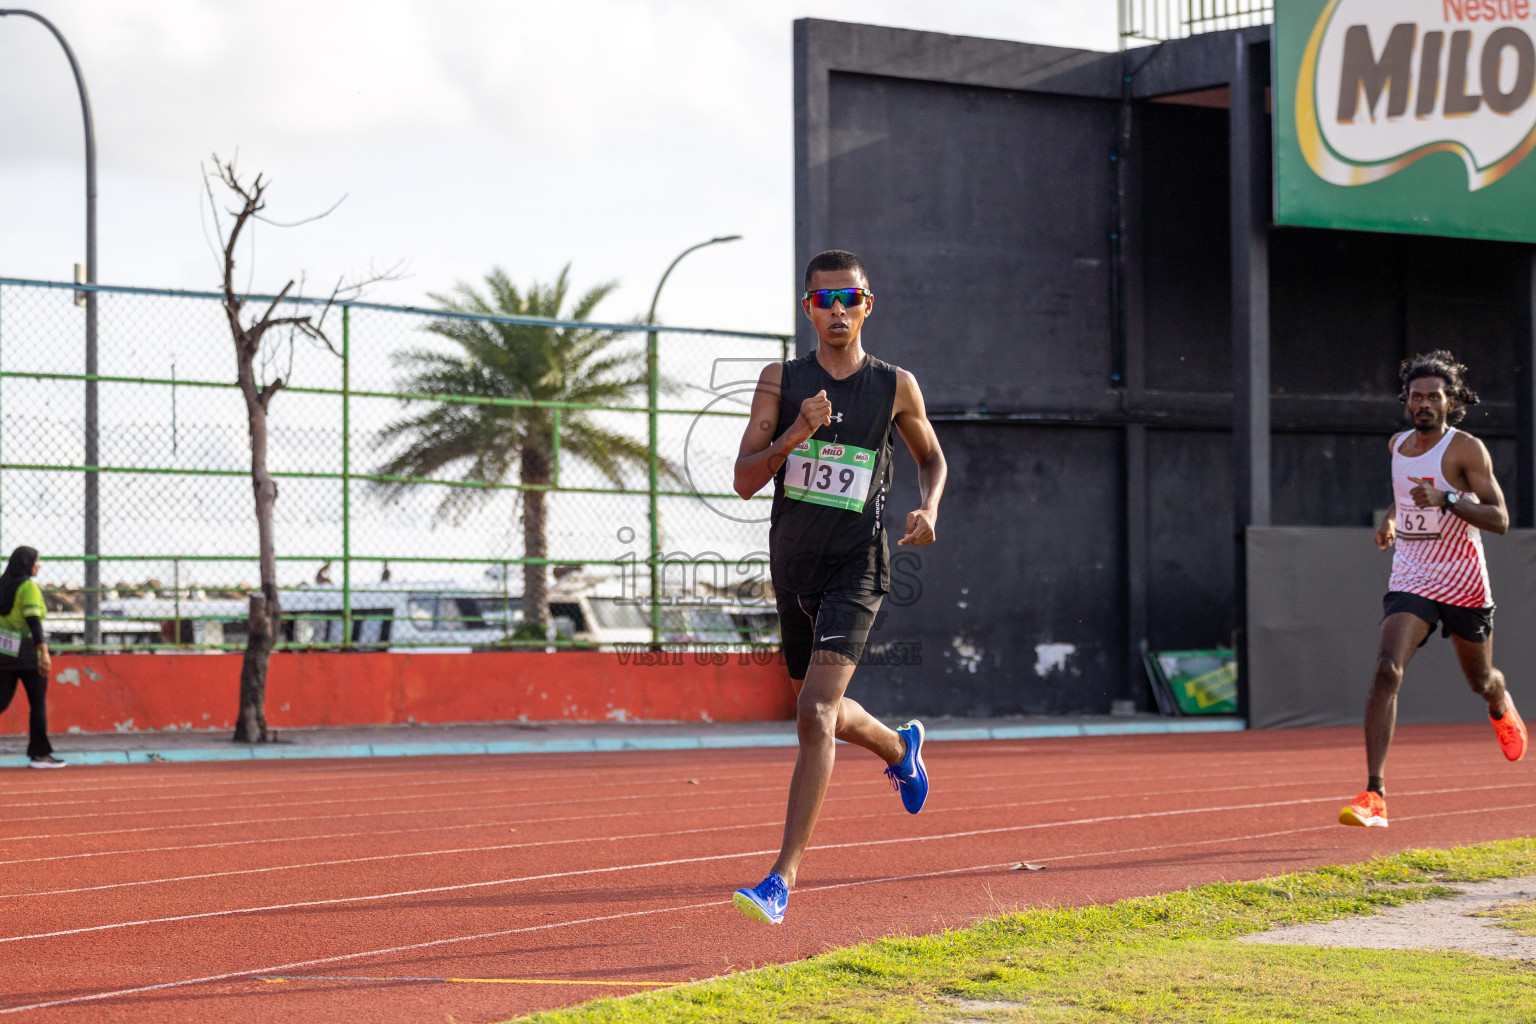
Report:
784,439,876,512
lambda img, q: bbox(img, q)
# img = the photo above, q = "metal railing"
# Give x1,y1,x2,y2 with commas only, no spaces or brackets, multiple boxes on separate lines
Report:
1119,0,1271,48
0,277,790,651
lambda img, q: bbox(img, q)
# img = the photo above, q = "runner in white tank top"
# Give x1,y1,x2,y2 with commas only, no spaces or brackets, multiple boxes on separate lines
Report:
1340,352,1526,831
1386,426,1492,608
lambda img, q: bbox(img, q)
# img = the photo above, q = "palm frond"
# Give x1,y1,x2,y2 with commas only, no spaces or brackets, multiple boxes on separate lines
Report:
376,265,693,526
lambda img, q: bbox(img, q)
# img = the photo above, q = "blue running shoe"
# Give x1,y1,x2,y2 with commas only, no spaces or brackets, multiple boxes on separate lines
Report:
884,720,929,814
733,872,788,924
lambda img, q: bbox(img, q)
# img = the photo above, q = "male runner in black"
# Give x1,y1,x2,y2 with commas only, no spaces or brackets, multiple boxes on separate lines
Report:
730,249,947,924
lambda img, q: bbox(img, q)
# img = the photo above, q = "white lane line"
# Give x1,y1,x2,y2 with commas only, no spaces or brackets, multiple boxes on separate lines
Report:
7,769,1518,898
6,785,1489,945
0,730,1489,804
0,751,788,802
0,822,783,901
0,819,528,869
0,781,792,838
2,773,1332,899
1024,799,1536,870
0,774,1291,873
0,848,780,946
4,787,1523,1017
0,741,1429,807
0,747,1411,805
0,858,1020,1016
0,792,790,846
0,761,1268,844
0,766,783,811
0,760,521,798
802,780,1536,856
0,729,1492,819
0,777,793,826
0,750,1492,840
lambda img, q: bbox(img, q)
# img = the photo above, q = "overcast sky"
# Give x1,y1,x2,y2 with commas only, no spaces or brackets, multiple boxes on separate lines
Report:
1,1,1116,336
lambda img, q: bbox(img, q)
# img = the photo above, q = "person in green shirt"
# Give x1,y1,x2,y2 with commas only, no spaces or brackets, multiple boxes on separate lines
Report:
0,546,62,768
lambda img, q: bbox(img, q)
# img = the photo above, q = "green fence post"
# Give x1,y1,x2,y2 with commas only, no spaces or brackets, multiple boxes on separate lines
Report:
173,557,181,648
342,305,352,648
646,328,661,646
551,406,561,488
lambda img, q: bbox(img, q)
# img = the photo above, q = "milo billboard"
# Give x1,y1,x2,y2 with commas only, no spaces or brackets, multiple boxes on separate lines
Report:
1275,0,1536,242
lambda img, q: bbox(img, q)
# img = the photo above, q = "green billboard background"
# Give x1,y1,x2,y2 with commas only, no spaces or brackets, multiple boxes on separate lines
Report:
1274,0,1536,244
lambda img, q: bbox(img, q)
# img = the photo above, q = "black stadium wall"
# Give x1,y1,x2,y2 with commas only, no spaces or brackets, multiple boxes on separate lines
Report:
793,19,1536,721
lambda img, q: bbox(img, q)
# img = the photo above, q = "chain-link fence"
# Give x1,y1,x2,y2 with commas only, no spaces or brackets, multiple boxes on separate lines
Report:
0,277,789,652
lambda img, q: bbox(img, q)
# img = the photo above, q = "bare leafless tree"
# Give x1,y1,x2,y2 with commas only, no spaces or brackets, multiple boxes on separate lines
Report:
203,153,397,743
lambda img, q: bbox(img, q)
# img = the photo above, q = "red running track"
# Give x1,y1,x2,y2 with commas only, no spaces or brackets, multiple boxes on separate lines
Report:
0,724,1532,1023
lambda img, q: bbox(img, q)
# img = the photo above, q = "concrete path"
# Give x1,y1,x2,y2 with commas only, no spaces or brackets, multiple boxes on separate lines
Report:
0,714,1243,767
1242,875,1536,960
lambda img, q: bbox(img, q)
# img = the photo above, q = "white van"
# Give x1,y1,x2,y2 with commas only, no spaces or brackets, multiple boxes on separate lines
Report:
80,584,780,652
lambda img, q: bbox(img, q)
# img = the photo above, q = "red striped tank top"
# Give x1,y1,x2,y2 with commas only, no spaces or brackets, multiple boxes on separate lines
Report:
1387,428,1491,608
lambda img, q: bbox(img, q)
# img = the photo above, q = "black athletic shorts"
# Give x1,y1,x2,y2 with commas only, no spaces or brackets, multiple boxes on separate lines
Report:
1383,590,1495,646
775,588,884,680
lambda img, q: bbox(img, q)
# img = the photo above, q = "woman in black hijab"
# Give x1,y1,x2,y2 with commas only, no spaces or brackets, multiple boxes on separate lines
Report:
0,546,62,767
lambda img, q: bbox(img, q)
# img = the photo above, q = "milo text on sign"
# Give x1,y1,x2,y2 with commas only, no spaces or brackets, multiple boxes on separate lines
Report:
1298,0,1536,190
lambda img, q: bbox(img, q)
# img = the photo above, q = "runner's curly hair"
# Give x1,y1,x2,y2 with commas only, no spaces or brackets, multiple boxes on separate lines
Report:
1398,349,1479,425
803,249,869,291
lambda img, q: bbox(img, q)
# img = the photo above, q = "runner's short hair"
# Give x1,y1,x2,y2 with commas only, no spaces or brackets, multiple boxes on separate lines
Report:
1399,349,1480,425
803,250,869,290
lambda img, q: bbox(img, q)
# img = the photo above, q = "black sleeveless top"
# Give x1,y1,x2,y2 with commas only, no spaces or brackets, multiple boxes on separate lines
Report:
769,352,898,595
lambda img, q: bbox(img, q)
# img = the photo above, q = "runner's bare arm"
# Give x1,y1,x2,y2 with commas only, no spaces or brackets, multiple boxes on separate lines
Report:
1408,433,1508,535
1377,433,1400,550
734,363,830,499
1375,504,1396,551
892,368,945,546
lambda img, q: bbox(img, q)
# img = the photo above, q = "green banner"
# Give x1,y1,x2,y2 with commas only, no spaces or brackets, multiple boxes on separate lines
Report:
1145,650,1239,716
1275,0,1536,242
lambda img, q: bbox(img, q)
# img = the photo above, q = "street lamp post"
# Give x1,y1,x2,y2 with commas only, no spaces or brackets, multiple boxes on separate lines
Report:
643,234,741,644
1,9,99,645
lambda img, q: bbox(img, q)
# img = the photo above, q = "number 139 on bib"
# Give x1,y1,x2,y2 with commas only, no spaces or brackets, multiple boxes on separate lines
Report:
784,439,875,512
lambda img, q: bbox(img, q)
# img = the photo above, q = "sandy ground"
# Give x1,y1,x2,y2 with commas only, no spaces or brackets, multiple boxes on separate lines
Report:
1240,876,1536,959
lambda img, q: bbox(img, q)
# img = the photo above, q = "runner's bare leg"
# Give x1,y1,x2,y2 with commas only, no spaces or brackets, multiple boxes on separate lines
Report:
771,655,903,888
789,671,905,765
1367,612,1433,780
1451,633,1510,716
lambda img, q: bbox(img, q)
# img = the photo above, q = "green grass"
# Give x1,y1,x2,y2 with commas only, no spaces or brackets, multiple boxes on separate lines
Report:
508,839,1536,1023
1471,897,1536,937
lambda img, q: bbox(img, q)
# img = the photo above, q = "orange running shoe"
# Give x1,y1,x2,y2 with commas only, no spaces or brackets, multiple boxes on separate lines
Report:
1492,695,1528,762
1339,790,1388,828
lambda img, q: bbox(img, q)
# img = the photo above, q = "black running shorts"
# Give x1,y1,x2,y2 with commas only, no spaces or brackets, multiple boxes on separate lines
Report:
1383,590,1494,646
775,588,884,680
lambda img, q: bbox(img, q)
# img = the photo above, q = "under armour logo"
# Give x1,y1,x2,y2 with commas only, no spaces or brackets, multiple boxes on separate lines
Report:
831,412,843,423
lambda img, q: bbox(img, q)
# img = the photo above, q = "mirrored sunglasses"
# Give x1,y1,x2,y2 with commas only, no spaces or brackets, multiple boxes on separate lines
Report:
801,288,872,309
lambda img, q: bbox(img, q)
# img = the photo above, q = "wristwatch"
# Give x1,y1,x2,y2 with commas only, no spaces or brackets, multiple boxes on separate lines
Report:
1444,491,1460,512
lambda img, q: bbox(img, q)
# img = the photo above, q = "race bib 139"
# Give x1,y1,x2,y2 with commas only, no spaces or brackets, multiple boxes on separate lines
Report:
784,439,876,511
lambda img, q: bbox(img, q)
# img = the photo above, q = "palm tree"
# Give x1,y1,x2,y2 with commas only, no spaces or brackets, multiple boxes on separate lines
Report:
373,265,675,637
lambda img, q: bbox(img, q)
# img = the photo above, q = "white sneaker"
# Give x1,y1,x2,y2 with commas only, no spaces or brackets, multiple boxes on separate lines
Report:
28,755,65,769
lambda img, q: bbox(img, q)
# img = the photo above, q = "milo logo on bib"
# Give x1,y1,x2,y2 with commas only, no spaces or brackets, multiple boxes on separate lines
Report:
784,439,877,512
